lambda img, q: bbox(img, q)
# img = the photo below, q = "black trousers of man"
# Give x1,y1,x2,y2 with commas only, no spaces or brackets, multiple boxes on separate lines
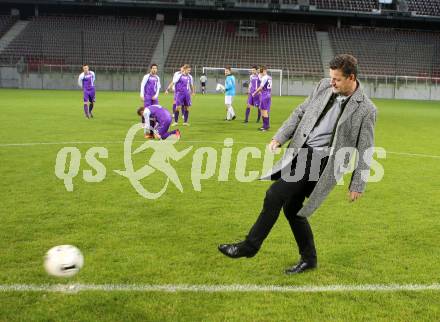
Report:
245,145,328,264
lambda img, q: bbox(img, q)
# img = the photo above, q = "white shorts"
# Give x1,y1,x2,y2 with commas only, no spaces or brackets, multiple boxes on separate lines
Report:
225,96,233,105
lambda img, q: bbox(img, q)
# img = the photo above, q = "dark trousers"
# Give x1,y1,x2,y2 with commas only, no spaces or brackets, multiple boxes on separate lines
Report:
246,145,328,263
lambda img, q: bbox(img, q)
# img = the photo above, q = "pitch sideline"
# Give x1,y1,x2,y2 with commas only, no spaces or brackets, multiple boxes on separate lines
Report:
0,140,439,159
1,283,440,293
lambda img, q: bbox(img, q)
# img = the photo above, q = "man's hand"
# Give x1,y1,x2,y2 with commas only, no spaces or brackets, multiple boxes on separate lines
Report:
154,133,161,140
268,139,281,153
152,95,158,100
252,91,257,97
140,95,144,101
348,191,362,202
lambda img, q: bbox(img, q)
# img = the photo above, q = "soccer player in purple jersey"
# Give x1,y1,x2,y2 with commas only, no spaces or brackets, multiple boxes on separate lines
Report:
137,105,180,140
165,65,185,122
171,64,192,127
252,66,272,131
77,64,96,118
244,65,262,123
140,63,161,107
183,65,196,125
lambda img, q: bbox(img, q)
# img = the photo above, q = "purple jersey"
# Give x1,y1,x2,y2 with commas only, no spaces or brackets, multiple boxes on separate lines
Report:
78,71,95,91
142,104,175,139
188,74,194,94
140,74,161,99
260,74,272,99
143,104,171,125
249,74,260,93
174,73,191,94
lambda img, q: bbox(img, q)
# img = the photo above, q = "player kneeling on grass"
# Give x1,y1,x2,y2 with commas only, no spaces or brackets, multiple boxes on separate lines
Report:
137,106,180,140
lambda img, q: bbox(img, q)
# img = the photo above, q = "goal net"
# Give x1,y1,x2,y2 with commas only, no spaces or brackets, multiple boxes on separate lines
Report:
202,67,283,96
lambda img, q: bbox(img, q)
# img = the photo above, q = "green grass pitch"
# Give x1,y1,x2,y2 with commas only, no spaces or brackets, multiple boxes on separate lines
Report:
0,88,440,321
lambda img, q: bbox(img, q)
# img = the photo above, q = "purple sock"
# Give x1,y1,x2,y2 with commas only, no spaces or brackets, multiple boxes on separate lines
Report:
257,109,261,122
83,103,89,117
174,111,179,122
263,116,270,129
184,110,189,123
89,103,94,114
245,107,250,121
161,130,176,140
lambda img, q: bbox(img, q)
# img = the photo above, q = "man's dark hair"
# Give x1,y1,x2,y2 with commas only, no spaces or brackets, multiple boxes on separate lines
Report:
329,54,358,78
136,106,144,116
225,65,232,71
150,63,158,69
251,65,258,70
259,65,267,73
82,64,88,67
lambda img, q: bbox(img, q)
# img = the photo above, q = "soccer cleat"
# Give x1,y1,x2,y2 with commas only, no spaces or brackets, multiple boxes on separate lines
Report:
231,115,236,120
243,120,248,123
183,122,189,126
175,129,181,139
171,122,178,127
90,113,94,118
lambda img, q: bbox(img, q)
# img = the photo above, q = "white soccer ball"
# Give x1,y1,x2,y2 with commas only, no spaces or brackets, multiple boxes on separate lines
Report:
44,245,84,277
216,83,225,92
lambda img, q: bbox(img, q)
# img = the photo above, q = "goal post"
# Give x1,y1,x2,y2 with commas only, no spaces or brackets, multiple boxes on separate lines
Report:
202,67,283,96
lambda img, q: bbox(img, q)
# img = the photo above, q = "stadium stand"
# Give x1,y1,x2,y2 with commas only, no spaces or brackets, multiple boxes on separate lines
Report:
238,0,440,16
165,20,323,76
407,0,440,16
241,0,378,12
309,0,377,12
123,0,440,16
0,15,17,38
0,16,163,67
329,27,440,77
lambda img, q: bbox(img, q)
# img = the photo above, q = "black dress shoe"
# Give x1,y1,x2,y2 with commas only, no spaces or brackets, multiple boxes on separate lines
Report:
285,259,317,275
218,241,257,258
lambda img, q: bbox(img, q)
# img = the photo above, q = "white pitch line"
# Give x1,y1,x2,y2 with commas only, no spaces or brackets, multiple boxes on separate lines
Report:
386,151,440,159
0,283,440,293
0,140,439,159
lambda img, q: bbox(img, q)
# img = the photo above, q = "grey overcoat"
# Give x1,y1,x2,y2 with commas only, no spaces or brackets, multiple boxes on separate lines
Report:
261,78,377,218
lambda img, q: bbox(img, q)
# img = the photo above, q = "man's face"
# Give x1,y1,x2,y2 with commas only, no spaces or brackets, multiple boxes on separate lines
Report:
180,67,184,73
188,68,192,74
182,68,189,75
83,65,89,73
251,68,257,75
151,66,158,75
225,69,231,76
329,68,355,95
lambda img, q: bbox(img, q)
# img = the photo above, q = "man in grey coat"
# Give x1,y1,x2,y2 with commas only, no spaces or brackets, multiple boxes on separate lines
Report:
218,54,377,274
